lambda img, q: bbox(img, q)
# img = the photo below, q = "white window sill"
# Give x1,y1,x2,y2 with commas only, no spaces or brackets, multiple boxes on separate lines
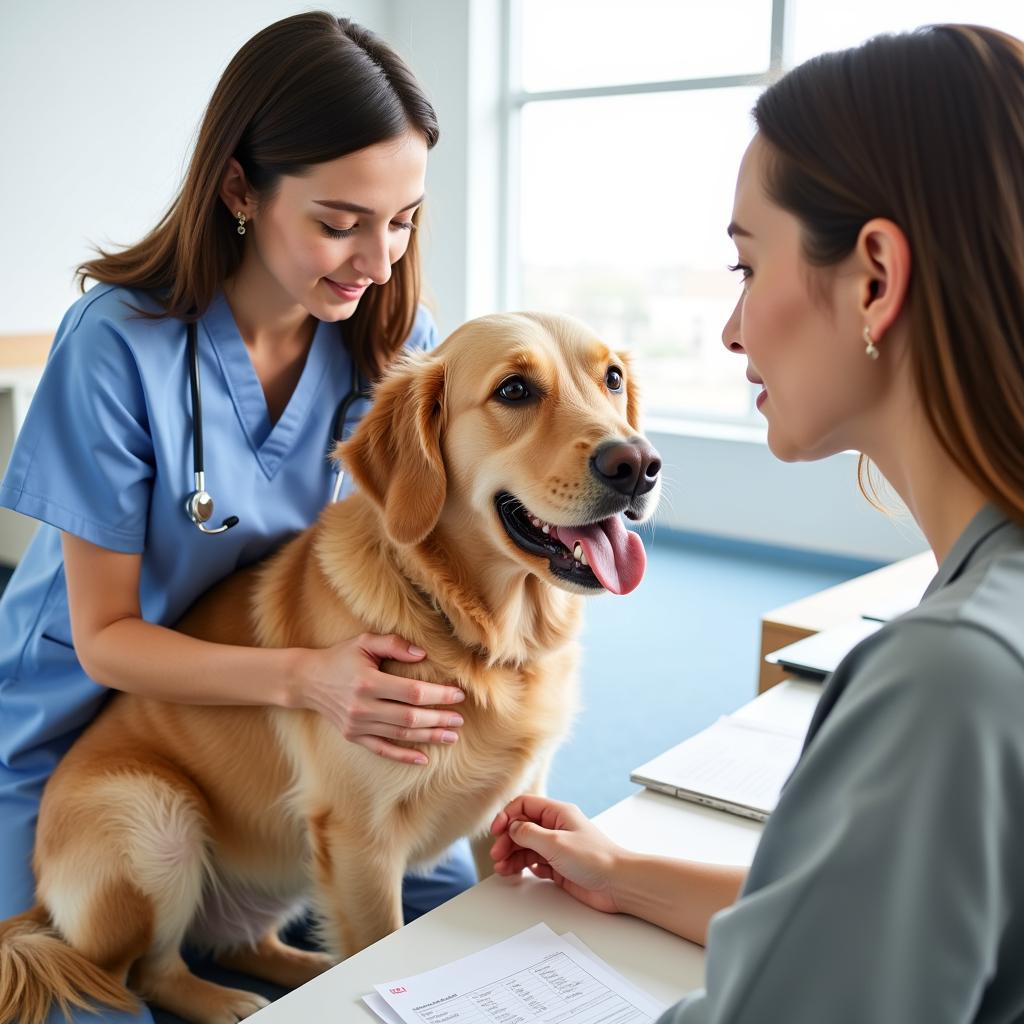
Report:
645,415,768,446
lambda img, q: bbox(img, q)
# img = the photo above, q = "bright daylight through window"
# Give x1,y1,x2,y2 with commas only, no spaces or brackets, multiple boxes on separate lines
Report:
512,0,1024,424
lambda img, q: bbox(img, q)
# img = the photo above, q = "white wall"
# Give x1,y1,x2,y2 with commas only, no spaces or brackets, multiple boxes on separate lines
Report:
0,0,928,565
0,1,393,331
645,422,925,562
386,0,505,334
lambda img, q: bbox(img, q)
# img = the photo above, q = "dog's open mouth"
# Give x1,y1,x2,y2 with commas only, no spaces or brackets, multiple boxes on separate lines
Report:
495,492,647,595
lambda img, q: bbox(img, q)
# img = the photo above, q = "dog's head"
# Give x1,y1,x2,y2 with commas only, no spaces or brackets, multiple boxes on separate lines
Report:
338,312,661,597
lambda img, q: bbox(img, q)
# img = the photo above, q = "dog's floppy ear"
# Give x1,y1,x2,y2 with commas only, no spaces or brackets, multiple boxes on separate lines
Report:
337,355,447,545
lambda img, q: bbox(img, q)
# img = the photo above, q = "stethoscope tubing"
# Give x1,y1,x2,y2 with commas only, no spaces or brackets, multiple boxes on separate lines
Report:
186,322,206,475
329,364,373,501
185,319,371,532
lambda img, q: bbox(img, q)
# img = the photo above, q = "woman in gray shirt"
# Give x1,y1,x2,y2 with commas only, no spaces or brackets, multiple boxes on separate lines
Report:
490,23,1024,1023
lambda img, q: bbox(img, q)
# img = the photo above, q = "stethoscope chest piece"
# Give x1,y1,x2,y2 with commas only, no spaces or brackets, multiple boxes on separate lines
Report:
185,321,240,535
187,489,214,525
185,471,237,534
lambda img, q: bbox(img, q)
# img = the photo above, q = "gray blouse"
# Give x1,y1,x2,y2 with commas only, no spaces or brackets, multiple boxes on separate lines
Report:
662,504,1024,1023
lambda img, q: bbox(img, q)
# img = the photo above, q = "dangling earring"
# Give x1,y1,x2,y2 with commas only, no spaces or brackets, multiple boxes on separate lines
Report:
863,325,880,360
235,211,247,236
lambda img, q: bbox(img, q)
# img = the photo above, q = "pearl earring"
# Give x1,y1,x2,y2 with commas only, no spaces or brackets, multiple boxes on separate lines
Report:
863,325,880,360
235,211,247,236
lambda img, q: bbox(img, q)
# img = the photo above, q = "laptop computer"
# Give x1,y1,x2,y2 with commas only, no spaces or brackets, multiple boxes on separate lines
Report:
630,679,822,821
763,618,883,680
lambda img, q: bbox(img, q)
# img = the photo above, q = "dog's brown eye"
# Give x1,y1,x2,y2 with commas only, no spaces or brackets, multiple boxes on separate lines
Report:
606,367,624,392
495,376,531,403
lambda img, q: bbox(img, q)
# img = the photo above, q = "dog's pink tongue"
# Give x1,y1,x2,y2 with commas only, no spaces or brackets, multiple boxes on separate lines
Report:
551,517,646,595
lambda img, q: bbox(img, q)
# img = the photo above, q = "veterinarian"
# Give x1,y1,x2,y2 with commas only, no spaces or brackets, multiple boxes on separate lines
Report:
492,23,1024,1023
0,8,474,1005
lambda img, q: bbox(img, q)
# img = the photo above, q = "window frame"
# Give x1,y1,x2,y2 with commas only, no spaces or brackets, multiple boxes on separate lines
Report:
498,0,790,425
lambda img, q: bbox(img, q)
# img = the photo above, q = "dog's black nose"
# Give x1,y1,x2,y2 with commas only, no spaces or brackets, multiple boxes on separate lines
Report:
590,439,662,497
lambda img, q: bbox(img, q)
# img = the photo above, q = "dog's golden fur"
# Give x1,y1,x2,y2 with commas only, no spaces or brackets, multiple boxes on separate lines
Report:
0,312,659,1024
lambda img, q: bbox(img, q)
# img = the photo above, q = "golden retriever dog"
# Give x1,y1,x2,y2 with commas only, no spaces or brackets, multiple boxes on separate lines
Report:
0,312,661,1024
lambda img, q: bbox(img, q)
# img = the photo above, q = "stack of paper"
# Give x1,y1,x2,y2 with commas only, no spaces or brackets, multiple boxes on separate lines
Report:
365,922,668,1023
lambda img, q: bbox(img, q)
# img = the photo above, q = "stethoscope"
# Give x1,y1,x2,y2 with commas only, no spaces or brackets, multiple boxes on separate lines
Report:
184,320,372,534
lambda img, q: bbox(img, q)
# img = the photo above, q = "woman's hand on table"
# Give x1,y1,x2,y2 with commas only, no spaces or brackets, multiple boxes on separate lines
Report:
489,794,624,914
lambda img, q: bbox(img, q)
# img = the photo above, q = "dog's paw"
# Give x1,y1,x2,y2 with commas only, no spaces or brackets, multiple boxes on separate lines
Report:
205,988,271,1023
293,948,336,983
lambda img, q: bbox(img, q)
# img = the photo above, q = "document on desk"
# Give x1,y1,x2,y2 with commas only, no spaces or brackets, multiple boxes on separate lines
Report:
364,922,667,1024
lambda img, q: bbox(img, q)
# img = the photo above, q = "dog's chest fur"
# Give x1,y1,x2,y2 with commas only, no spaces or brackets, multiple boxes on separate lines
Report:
275,639,580,866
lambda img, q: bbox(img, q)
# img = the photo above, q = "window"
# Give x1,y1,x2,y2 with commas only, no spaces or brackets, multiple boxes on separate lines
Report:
506,0,1024,423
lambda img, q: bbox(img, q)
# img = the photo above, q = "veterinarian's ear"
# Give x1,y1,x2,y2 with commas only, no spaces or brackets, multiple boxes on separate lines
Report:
336,356,447,545
619,351,642,431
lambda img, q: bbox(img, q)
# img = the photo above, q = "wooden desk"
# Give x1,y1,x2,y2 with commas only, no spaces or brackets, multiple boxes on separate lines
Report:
757,549,936,692
0,333,49,432
0,333,51,370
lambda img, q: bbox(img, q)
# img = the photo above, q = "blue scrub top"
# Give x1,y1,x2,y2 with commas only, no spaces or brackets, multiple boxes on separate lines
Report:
0,282,438,915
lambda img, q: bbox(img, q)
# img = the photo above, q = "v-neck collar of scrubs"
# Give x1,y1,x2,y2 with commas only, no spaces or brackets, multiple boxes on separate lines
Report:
200,288,335,479
923,503,1013,600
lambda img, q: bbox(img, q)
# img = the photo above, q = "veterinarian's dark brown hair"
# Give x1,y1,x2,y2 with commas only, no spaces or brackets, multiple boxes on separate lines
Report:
753,24,1024,524
77,11,439,378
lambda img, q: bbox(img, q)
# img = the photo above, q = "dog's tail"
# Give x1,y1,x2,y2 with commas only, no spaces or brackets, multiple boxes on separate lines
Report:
0,904,138,1024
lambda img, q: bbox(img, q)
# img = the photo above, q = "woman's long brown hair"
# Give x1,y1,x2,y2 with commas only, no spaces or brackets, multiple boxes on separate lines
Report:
76,12,439,379
753,24,1024,525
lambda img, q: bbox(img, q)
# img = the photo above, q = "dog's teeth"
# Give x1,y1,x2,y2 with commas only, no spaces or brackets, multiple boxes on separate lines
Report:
573,542,583,562
542,525,550,534
579,549,588,567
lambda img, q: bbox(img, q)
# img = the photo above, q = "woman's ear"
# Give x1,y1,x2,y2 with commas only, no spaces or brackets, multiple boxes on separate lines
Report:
336,354,447,545
857,217,912,343
219,157,255,220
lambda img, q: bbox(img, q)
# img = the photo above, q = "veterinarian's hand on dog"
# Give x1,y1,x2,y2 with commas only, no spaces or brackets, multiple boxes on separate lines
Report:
489,795,622,914
296,633,465,765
